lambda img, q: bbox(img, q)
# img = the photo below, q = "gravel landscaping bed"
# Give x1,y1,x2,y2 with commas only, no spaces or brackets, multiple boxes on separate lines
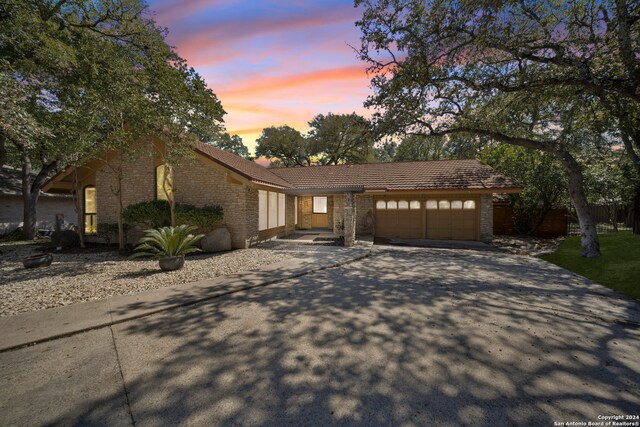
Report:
0,241,290,317
492,234,564,256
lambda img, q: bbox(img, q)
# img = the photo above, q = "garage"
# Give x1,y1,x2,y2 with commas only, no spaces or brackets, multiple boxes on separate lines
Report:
375,196,480,241
375,199,423,238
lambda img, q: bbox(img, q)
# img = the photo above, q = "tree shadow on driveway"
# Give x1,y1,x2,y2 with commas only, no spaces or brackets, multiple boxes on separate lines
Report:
48,248,640,426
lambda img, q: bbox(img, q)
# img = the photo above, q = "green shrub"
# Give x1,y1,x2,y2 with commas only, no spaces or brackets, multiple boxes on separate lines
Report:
122,200,223,232
129,225,204,259
175,204,223,232
123,200,170,228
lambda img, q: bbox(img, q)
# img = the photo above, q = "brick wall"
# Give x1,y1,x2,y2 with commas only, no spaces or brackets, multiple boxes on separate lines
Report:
479,193,493,242
96,152,155,230
285,195,295,235
173,155,251,249
95,148,264,249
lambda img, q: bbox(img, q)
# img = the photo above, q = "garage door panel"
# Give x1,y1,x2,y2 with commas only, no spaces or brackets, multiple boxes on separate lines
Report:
377,196,479,241
375,200,423,239
425,196,479,241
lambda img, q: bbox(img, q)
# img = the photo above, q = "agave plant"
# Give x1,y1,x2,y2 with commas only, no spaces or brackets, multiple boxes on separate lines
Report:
130,225,204,259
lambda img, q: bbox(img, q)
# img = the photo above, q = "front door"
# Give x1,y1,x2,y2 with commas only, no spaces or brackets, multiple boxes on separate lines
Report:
311,196,329,228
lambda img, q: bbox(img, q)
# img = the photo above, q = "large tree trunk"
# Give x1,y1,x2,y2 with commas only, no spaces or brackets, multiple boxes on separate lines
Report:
561,153,601,257
20,156,59,240
21,158,38,240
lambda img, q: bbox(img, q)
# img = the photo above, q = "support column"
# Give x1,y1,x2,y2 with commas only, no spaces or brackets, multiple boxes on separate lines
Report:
344,192,356,247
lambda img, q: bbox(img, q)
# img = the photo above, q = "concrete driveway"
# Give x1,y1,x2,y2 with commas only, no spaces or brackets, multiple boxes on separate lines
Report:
1,246,639,426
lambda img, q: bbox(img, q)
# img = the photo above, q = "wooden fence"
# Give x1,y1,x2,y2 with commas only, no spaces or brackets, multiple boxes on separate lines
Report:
493,206,568,238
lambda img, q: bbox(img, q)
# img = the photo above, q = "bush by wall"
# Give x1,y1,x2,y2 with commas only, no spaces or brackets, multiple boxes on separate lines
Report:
122,200,223,232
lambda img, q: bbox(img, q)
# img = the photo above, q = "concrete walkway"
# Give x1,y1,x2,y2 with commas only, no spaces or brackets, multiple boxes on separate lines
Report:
1,246,639,426
0,245,370,352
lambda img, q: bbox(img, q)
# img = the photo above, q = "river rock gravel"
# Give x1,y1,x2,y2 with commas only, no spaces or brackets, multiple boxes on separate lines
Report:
0,241,290,317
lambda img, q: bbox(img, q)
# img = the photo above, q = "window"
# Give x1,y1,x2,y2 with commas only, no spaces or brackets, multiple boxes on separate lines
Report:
398,200,409,209
451,200,463,209
156,164,173,201
313,196,327,214
410,201,421,209
259,190,286,231
426,200,438,210
278,193,286,226
258,190,268,231
376,200,386,209
387,200,398,209
464,200,476,209
294,196,298,225
84,186,97,235
439,200,451,209
269,192,278,228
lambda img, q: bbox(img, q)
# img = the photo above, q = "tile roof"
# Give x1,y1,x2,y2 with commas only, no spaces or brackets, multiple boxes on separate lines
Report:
268,159,521,192
195,141,292,188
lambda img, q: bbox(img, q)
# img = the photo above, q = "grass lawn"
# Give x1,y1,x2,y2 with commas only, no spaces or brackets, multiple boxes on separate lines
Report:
542,231,640,300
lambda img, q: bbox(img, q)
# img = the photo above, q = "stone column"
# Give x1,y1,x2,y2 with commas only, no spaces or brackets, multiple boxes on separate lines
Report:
343,192,356,247
479,193,493,243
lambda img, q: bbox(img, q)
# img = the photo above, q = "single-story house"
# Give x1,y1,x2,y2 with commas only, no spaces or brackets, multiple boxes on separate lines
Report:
43,140,521,247
1,165,76,235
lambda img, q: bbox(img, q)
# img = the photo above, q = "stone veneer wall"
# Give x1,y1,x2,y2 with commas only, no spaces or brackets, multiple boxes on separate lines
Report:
332,194,374,237
479,193,493,242
356,195,374,235
332,195,344,235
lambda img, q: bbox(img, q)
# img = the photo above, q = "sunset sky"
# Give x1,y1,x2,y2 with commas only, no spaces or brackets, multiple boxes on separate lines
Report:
146,0,372,155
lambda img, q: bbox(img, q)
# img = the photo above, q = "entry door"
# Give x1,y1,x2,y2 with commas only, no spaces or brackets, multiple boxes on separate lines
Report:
311,196,329,228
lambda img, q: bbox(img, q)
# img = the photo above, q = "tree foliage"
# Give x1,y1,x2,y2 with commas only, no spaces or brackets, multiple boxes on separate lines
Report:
308,113,375,164
208,133,251,159
480,144,567,234
0,0,224,240
255,125,310,167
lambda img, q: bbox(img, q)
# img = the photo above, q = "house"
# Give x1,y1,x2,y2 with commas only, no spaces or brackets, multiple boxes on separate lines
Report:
1,165,77,235
43,140,521,247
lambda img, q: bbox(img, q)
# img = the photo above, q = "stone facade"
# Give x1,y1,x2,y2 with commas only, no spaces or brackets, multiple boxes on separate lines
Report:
479,193,493,243
343,193,356,247
356,195,374,235
332,195,344,235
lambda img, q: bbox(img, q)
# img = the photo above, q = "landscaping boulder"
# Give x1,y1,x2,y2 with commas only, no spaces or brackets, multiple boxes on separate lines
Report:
51,229,80,248
200,226,232,252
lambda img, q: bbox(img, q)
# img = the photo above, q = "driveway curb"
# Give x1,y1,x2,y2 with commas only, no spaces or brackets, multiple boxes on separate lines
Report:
0,248,370,353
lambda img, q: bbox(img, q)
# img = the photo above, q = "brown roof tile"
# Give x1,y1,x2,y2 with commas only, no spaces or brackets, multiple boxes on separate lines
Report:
269,159,521,192
195,141,292,188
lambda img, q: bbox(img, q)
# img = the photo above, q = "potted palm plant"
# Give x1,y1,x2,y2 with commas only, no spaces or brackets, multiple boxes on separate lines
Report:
129,225,204,271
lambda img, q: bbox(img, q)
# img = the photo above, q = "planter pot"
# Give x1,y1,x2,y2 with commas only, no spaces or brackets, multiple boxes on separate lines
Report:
23,253,53,269
158,256,184,271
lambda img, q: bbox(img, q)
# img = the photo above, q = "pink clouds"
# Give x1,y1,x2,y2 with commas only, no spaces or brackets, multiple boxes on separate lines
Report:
147,0,371,154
